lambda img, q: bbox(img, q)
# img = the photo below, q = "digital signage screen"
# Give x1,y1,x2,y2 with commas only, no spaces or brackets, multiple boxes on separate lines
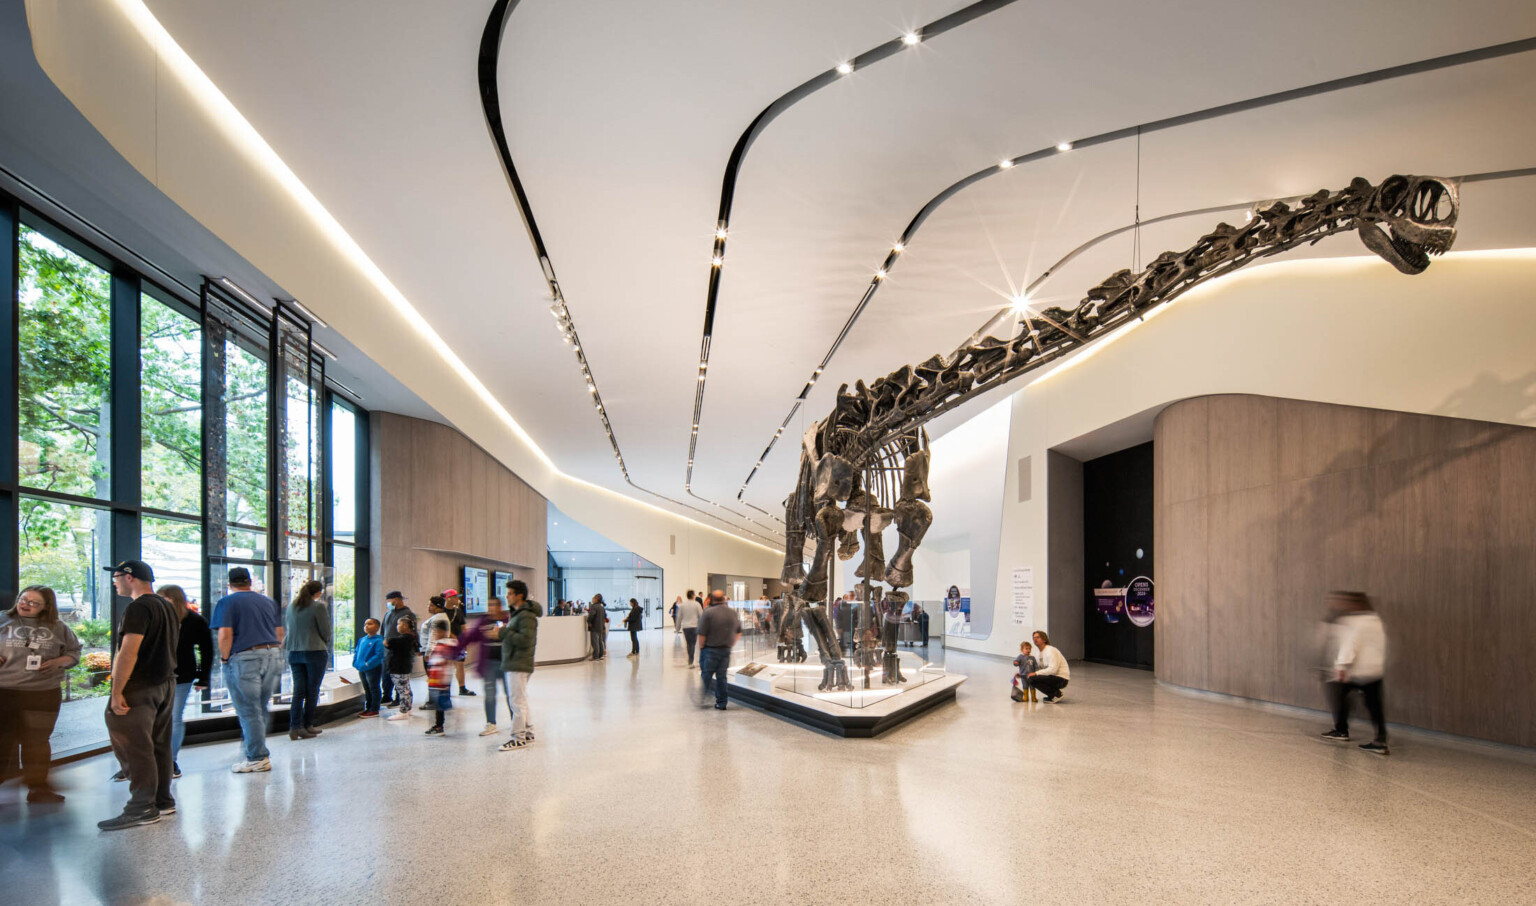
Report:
462,566,488,613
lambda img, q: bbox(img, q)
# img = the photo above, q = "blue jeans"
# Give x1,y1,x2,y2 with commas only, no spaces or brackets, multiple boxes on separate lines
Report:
288,650,328,730
171,681,193,764
358,667,382,713
699,647,731,708
482,665,511,724
224,647,283,761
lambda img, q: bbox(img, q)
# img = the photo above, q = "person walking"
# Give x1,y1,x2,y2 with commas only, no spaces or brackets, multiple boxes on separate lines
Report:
418,598,451,709
284,579,331,740
380,591,415,706
210,566,284,774
98,561,179,830
587,594,608,660
1025,630,1070,703
671,597,681,634
0,586,80,804
352,618,385,717
498,580,540,751
624,598,643,657
696,590,741,711
157,585,211,778
677,590,703,666
466,597,510,736
1320,591,1390,755
443,589,475,697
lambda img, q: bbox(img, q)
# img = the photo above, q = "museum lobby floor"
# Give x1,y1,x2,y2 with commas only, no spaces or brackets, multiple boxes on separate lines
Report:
2,631,1533,905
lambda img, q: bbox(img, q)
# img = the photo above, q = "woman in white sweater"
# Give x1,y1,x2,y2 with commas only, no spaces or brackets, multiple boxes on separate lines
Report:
1026,630,1071,703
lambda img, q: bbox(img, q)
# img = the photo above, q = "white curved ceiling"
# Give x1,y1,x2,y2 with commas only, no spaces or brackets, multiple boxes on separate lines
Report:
142,0,1536,541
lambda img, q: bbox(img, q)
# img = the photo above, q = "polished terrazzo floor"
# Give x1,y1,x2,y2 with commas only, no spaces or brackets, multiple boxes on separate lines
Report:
2,630,1533,905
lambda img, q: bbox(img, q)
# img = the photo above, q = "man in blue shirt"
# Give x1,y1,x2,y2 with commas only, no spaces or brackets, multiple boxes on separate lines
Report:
209,567,283,774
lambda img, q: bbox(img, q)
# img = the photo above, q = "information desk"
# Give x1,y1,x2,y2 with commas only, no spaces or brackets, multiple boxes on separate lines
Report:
535,614,590,665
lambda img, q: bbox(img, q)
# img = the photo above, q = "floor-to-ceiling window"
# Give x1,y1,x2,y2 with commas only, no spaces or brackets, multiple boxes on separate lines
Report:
1,190,371,754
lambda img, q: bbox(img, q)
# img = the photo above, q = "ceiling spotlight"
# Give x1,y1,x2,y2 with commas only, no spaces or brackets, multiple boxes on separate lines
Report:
1056,141,1073,152
892,242,904,253
711,255,723,267
715,227,728,240
901,31,921,46
588,385,597,394
875,269,887,280
1010,293,1031,314
998,159,1014,169
836,61,854,75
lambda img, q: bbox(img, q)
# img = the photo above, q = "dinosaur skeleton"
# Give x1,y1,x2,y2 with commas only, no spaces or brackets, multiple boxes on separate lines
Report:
774,175,1459,689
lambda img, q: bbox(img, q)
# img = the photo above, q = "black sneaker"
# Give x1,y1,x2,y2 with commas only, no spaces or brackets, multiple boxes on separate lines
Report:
1359,741,1390,756
1320,729,1350,742
425,726,444,736
110,770,128,783
458,687,476,696
172,763,182,779
26,788,65,804
156,802,176,815
98,810,160,831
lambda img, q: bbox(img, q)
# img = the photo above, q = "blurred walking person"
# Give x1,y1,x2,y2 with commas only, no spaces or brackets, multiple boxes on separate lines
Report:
1319,591,1389,755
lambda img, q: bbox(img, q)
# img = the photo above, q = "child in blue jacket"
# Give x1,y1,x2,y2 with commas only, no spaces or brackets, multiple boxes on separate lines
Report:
352,618,386,717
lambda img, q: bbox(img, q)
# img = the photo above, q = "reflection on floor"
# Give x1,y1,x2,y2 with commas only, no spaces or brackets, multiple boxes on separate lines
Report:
3,631,1534,905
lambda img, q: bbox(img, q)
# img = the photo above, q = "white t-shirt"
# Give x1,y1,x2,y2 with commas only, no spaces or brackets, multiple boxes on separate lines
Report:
677,598,703,630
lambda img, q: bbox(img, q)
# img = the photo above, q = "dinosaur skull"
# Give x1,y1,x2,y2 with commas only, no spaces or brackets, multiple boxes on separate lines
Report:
1356,175,1458,275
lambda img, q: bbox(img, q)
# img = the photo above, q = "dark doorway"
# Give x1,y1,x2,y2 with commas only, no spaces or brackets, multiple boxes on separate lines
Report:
1082,442,1154,669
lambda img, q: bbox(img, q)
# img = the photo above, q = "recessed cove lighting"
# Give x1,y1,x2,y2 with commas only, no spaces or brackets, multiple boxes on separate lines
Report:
901,31,921,46
1056,141,1073,152
836,61,854,75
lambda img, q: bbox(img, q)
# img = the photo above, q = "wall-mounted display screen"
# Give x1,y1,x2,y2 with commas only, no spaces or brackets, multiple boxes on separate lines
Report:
463,566,488,613
493,570,514,604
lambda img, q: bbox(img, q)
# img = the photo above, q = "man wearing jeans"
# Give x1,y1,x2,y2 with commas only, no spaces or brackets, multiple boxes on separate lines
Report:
696,590,741,711
209,567,284,774
98,560,179,831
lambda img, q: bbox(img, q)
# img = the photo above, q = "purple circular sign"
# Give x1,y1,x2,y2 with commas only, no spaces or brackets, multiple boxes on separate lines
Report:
1125,576,1155,627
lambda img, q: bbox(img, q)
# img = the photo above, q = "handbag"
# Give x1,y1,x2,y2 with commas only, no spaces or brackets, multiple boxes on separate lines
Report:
1010,684,1025,702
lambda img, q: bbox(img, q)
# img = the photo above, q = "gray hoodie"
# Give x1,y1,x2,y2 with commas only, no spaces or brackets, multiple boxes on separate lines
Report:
0,613,83,692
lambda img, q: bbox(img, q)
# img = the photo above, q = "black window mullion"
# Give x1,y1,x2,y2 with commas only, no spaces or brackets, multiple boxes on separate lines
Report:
110,266,141,565
0,197,18,588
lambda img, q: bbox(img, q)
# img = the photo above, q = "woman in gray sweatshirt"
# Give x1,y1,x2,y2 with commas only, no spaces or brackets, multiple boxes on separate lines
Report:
0,585,82,802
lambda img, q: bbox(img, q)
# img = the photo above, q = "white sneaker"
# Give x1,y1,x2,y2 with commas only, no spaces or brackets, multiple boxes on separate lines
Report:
231,758,271,774
479,723,499,737
386,712,411,721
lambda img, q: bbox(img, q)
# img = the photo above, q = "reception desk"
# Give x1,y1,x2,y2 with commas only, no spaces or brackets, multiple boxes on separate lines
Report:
535,614,590,665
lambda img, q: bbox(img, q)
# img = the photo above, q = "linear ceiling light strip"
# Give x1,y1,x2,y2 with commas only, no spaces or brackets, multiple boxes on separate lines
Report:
687,0,1021,513
732,34,1536,504
480,0,779,546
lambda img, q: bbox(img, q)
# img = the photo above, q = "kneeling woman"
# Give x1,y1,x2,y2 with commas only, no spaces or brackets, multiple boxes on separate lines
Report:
1026,630,1070,703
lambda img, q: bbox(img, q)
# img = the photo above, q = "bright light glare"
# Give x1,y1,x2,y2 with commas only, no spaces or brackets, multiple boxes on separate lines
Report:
998,159,1014,169
1010,294,1031,313
1056,141,1073,152
901,32,921,45
836,61,854,75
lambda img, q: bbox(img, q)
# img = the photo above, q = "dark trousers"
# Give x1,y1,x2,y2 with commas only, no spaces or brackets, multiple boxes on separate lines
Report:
700,647,731,707
1027,675,1068,699
629,628,640,655
288,650,328,730
590,629,606,659
377,663,394,704
0,686,62,789
104,679,174,815
682,628,698,665
1328,679,1387,742
358,668,382,712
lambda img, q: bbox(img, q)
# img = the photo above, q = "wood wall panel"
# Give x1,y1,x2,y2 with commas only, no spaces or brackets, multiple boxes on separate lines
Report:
1155,394,1536,747
368,413,548,621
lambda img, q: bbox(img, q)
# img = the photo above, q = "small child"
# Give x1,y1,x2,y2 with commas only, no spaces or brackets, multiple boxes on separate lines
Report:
352,618,386,717
1013,640,1039,703
384,618,419,721
424,624,456,736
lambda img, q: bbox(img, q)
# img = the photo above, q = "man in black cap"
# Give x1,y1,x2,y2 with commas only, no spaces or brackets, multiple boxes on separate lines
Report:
98,560,179,831
209,566,283,774
380,591,415,706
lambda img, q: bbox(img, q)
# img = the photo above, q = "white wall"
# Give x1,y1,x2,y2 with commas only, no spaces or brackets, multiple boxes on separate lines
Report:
949,250,1536,659
24,0,783,594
